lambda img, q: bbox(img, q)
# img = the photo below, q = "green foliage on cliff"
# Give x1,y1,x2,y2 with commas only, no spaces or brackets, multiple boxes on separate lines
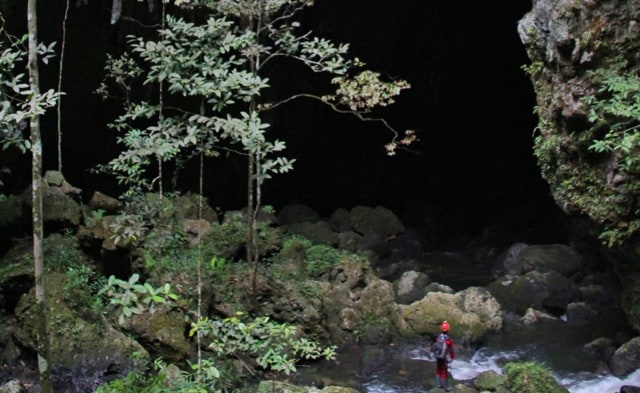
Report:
579,61,640,245
531,57,640,247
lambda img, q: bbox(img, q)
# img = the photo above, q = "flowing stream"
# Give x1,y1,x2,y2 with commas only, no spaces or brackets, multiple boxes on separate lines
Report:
294,318,640,393
359,343,640,393
363,347,640,393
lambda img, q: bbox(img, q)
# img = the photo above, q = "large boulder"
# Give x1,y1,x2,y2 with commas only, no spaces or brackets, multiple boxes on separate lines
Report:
610,336,640,377
277,204,321,226
88,191,121,213
285,221,339,247
396,287,502,345
322,257,401,345
13,273,149,391
129,309,190,363
25,171,83,227
497,244,584,277
348,205,404,238
487,270,579,316
474,370,507,391
172,192,218,222
393,270,430,305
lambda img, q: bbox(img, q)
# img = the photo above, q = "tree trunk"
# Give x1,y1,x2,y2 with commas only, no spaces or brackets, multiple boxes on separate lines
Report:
27,0,53,391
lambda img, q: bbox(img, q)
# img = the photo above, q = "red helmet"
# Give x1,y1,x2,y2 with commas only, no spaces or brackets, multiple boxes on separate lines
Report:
440,321,450,332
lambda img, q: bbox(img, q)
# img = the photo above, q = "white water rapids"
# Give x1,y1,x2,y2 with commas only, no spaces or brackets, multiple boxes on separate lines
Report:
361,345,640,393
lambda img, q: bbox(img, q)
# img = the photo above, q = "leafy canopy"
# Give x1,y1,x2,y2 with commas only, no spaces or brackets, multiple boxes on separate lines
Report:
0,24,61,153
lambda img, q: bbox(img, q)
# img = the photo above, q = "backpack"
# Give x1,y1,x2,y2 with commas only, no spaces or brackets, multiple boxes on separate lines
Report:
433,333,448,359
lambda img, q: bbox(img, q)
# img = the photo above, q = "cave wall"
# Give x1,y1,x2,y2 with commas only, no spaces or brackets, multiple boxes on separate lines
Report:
518,0,640,331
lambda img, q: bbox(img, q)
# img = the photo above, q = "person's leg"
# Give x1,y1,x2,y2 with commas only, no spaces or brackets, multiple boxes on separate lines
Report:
436,361,447,388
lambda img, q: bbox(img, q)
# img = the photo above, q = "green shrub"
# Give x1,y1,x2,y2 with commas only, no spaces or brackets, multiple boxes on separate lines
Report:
64,264,107,317
201,212,282,263
504,361,568,393
44,232,85,273
191,311,336,376
305,244,342,278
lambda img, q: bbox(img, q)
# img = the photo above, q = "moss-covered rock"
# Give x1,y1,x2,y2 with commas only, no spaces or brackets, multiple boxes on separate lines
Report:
610,336,640,377
349,205,404,238
487,271,579,316
474,370,507,391
510,244,584,277
285,221,339,247
13,272,149,386
129,309,190,363
396,287,502,345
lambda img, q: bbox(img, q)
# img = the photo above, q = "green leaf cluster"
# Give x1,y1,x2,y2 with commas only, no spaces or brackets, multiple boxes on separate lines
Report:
584,64,640,173
0,28,61,153
98,14,271,193
577,60,640,245
190,311,335,376
99,273,179,325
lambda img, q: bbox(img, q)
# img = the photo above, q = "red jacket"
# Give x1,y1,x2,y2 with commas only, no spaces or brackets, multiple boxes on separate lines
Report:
434,333,455,360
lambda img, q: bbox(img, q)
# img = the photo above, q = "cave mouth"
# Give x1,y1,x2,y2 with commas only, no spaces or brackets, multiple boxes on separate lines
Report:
0,1,564,246
256,0,563,243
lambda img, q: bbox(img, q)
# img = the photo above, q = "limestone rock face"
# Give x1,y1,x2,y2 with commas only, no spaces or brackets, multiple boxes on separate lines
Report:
519,0,640,224
519,0,640,332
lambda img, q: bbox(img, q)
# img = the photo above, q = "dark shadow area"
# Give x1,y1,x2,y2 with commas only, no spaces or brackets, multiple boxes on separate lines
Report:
0,0,566,246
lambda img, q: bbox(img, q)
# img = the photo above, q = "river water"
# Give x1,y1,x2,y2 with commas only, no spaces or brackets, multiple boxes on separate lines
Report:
294,318,640,393
360,343,640,393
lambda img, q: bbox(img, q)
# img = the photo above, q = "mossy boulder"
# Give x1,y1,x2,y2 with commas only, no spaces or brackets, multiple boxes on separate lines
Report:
129,309,190,363
323,257,400,345
474,369,507,391
396,287,502,345
349,205,404,237
487,270,579,316
284,221,339,247
13,272,149,387
610,336,640,377
394,270,430,305
503,244,584,277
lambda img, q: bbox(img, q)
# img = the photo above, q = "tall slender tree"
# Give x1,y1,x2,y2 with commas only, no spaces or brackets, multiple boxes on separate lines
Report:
56,0,70,172
27,0,53,391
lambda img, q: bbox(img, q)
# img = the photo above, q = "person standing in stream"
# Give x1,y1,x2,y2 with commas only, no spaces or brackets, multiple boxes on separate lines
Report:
432,320,455,391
